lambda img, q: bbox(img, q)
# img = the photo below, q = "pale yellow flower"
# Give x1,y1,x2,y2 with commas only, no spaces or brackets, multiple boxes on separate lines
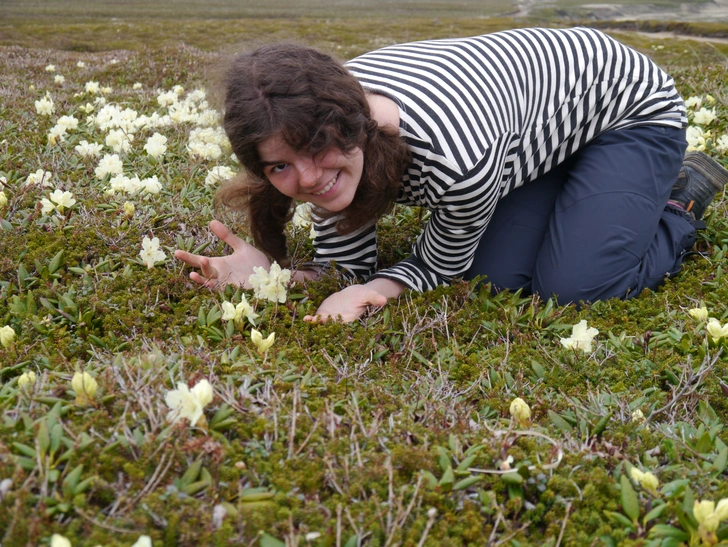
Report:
54,74,65,84
131,535,152,547
251,329,275,355
139,236,167,269
688,306,708,321
0,325,16,347
18,371,36,387
50,534,71,547
694,499,728,533
629,467,659,495
560,320,599,353
45,64,56,72
0,191,7,209
132,82,143,90
72,371,98,405
143,133,167,159
123,201,135,218
48,189,76,213
706,318,728,343
94,153,124,179
34,95,55,116
85,81,100,94
694,107,717,126
220,295,258,325
509,397,531,427
204,165,235,187
249,262,291,303
165,379,213,427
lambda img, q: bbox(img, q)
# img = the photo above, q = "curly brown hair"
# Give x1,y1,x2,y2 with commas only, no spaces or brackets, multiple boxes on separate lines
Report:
214,42,411,266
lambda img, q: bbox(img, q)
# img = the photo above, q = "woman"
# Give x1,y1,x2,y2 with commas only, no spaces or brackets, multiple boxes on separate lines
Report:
175,27,728,322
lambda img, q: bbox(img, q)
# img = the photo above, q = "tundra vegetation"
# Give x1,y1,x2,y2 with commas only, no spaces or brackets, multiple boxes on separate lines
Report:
1,9,728,547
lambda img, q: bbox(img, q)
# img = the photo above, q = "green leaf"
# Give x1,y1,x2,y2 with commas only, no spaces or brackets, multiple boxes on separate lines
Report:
259,533,286,547
47,250,65,274
501,472,523,485
620,474,640,522
694,431,713,454
643,503,669,525
604,510,636,530
453,475,483,491
647,524,690,540
548,410,573,433
712,447,728,473
438,466,455,490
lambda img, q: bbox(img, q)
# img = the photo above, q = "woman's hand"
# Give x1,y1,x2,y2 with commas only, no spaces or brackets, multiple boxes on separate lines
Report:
304,284,389,323
174,220,270,289
303,278,406,323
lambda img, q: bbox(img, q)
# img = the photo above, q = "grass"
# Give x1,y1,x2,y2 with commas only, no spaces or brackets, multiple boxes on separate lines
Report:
1,11,728,547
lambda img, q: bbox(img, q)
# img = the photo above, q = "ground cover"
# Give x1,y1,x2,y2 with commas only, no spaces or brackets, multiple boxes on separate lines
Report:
1,15,728,547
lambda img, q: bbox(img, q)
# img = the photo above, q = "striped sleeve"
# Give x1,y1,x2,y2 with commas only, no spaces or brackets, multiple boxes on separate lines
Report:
321,26,688,292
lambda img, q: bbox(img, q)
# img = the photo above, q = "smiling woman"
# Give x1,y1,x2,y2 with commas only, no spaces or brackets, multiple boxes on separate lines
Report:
175,27,728,322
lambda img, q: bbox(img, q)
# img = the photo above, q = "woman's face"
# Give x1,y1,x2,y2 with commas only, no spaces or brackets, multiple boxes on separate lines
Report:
258,135,364,212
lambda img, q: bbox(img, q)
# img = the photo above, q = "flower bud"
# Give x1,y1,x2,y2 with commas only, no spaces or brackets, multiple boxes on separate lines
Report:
694,500,716,525
123,201,135,218
18,371,36,387
72,371,98,404
509,397,531,427
251,329,275,355
0,325,16,347
688,306,708,320
0,191,7,209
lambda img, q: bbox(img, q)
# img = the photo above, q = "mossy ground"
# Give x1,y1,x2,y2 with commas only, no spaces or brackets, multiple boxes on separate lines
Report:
1,13,728,547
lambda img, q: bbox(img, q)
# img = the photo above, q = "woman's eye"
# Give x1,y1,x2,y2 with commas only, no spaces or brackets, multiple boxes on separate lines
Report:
271,164,288,174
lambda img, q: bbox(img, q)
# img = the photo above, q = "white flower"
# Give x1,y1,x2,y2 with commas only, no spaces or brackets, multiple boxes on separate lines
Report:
560,320,599,353
101,86,112,94
139,236,167,269
45,189,76,213
684,96,702,109
249,262,291,303
204,165,235,187
706,318,728,343
305,532,322,541
157,90,178,107
132,82,143,90
95,153,124,179
693,107,717,126
57,115,79,130
34,95,55,116
688,306,708,321
165,379,213,427
74,140,103,158
144,133,167,159
716,135,728,154
0,191,7,209
131,535,152,547
109,58,119,65
85,81,100,94
26,169,53,187
173,85,184,95
292,202,313,229
45,64,56,72
686,126,707,152
105,129,134,154
220,295,259,325
509,397,531,427
251,329,275,354
0,325,16,347
50,534,71,547
48,124,68,145
76,61,86,68
141,176,162,195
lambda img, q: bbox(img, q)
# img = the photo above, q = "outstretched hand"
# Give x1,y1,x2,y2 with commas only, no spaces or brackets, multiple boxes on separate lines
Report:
303,284,388,323
174,220,270,289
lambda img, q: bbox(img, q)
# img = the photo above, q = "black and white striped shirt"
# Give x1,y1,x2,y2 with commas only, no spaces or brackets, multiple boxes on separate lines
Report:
312,27,687,291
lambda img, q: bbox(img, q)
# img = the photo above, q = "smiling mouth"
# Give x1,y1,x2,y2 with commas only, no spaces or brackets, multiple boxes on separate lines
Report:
312,173,338,196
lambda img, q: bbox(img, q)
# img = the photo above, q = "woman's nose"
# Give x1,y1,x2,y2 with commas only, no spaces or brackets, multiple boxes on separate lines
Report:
297,159,322,188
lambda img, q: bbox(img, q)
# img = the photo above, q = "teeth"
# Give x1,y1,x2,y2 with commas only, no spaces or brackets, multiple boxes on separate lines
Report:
313,174,337,196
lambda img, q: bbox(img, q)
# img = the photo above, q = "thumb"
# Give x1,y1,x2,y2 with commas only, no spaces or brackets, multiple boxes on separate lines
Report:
368,293,388,307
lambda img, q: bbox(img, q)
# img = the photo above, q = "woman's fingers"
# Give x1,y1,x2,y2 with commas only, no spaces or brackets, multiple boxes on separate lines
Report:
209,220,246,252
174,249,202,268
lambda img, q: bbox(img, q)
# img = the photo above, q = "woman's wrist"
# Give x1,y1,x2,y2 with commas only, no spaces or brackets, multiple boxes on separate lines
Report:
364,277,407,299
